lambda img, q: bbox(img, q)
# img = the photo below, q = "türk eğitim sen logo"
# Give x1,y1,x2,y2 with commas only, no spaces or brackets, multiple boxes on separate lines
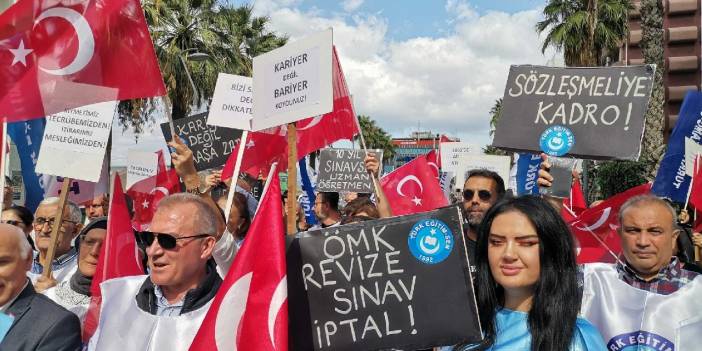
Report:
539,125,575,157
607,331,674,351
408,219,453,264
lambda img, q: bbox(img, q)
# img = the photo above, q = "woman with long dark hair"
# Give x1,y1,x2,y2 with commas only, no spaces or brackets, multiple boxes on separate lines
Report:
457,196,605,350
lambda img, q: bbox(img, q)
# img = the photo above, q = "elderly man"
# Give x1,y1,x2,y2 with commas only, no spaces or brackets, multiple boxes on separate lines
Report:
85,194,108,222
31,197,83,286
580,195,701,349
461,169,505,273
0,224,81,350
88,193,220,350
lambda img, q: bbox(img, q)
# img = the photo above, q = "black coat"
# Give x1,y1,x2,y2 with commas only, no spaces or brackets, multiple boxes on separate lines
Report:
0,282,81,351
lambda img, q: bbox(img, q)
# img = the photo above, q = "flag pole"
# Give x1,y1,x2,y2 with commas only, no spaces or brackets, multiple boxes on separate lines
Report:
287,123,298,235
351,104,383,200
42,178,71,279
224,131,249,225
684,154,700,210
0,122,7,209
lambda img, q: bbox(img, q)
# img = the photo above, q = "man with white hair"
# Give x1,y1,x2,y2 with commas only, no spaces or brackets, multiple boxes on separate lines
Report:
30,197,83,287
0,223,81,350
88,193,220,350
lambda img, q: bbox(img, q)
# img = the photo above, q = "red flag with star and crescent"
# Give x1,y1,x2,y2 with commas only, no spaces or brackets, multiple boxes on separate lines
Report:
190,168,287,351
381,156,448,216
126,151,180,231
0,0,165,122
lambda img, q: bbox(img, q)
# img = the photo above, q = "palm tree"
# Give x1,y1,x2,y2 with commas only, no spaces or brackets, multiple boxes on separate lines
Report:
117,1,287,138
484,98,509,156
355,115,396,163
537,0,631,66
639,0,665,180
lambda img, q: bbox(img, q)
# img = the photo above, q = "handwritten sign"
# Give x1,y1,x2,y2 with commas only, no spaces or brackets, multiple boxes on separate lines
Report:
160,113,243,171
316,148,382,193
287,206,482,351
207,74,254,130
252,29,333,131
493,65,655,160
36,101,116,182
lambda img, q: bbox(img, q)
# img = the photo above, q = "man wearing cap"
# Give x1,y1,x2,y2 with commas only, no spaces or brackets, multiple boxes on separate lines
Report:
88,194,220,350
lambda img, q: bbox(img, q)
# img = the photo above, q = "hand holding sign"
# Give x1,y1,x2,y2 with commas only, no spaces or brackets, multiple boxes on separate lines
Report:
168,135,198,189
364,152,380,178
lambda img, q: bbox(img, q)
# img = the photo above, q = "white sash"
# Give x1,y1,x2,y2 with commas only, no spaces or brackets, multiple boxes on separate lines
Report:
89,275,211,351
581,263,702,351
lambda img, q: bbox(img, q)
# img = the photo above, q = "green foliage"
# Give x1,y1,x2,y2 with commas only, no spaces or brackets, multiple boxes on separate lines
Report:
485,98,510,156
595,160,648,199
117,1,287,138
537,0,631,66
355,115,396,162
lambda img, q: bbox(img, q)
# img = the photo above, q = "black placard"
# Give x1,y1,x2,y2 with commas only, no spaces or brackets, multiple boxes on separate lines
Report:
316,149,380,193
160,113,243,171
287,206,482,351
492,65,655,160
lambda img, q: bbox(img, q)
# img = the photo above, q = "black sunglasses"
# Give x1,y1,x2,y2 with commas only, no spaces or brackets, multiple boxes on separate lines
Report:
138,231,211,250
463,189,492,202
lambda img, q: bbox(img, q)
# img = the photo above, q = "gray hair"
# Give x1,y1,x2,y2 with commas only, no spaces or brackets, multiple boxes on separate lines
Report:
1,224,32,260
155,193,218,235
618,194,678,230
39,197,82,224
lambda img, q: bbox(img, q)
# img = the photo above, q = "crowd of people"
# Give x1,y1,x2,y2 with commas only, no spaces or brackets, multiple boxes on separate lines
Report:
0,134,700,351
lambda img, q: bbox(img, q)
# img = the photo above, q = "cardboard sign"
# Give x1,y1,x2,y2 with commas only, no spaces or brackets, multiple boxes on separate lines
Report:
493,65,655,160
126,150,159,190
207,74,254,130
439,142,480,176
36,101,116,182
252,29,333,131
160,113,243,171
287,206,482,351
43,157,109,204
316,148,382,193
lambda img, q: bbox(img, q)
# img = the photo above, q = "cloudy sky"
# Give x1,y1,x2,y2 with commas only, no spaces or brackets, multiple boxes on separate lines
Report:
112,0,561,166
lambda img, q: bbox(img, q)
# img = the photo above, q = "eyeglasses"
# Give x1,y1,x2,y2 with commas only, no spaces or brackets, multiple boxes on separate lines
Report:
33,217,77,229
463,189,492,202
1,219,23,227
138,231,211,250
80,234,104,249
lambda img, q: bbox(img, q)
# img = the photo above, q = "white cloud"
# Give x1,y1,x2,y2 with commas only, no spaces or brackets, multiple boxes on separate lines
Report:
253,1,561,148
342,0,364,12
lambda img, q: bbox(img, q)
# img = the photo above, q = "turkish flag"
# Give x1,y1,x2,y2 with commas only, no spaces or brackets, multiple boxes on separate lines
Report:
425,150,441,179
381,156,448,216
221,46,359,181
0,0,165,122
127,151,180,230
189,170,287,351
562,178,587,222
569,183,651,263
83,174,144,341
689,156,702,210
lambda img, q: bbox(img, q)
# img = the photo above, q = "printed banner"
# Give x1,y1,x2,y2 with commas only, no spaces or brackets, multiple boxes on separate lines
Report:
493,65,655,160
516,153,542,195
287,206,482,351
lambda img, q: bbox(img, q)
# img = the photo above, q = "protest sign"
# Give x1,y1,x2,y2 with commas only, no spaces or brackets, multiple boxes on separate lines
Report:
439,142,479,181
492,65,655,160
43,157,109,205
516,153,542,195
287,206,482,351
36,101,116,182
454,154,511,190
316,148,382,193
160,113,243,171
126,150,159,190
252,29,333,131
207,74,253,130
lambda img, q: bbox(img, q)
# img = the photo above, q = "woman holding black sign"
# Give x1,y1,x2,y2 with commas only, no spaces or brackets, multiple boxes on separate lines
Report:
453,196,605,350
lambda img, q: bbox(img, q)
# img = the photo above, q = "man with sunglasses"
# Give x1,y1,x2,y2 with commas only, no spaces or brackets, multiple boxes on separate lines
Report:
88,193,221,350
462,169,506,274
30,197,83,288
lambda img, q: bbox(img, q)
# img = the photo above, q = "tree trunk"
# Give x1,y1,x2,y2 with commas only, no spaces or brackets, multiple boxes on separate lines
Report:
640,0,665,181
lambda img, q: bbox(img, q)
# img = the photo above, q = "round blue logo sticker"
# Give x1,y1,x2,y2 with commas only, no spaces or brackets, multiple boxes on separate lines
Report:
408,219,453,264
539,125,574,157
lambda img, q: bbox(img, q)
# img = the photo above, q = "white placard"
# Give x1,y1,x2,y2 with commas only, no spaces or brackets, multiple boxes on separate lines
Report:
455,155,511,189
685,137,702,176
440,142,480,175
207,74,253,130
126,150,159,190
36,101,116,182
252,29,333,131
